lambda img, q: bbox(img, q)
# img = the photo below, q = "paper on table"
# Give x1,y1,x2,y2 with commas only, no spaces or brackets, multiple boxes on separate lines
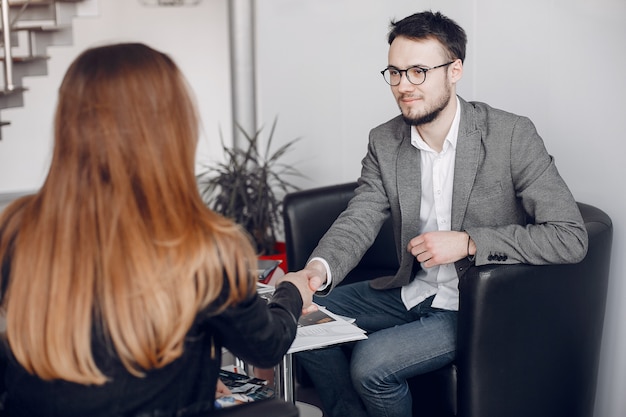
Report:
288,306,367,354
256,284,367,353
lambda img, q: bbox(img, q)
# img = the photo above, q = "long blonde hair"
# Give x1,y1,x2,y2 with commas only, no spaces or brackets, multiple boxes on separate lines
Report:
0,43,257,385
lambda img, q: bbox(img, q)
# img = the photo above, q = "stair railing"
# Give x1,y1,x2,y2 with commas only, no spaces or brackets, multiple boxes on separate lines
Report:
1,0,15,92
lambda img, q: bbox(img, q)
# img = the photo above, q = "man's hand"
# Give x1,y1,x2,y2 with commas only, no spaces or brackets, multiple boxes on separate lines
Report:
303,259,327,292
276,268,322,315
407,230,475,268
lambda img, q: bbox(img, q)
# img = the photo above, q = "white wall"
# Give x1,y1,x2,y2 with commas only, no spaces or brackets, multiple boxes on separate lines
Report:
0,1,624,416
255,0,475,188
0,0,233,193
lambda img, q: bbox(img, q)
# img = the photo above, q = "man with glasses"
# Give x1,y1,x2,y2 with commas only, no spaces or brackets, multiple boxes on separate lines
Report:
294,10,587,417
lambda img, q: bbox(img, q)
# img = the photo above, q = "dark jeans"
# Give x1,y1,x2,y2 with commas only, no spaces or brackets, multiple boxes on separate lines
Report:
296,281,457,417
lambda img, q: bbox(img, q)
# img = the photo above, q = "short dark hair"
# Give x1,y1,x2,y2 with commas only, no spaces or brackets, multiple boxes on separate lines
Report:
387,10,467,63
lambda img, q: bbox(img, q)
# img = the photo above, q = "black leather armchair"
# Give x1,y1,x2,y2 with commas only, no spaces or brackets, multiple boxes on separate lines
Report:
283,182,612,417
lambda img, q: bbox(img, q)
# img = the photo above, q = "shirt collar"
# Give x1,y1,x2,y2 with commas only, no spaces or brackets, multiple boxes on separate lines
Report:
410,96,461,153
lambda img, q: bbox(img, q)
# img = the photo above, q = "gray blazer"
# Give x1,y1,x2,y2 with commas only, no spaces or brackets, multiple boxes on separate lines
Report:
310,97,588,292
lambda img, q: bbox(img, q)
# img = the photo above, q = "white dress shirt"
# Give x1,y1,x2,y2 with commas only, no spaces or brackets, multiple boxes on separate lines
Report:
401,98,461,311
311,98,462,311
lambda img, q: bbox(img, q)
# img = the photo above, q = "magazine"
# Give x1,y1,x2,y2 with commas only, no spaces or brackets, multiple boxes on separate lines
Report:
256,283,368,353
215,369,275,409
288,306,367,353
256,282,275,303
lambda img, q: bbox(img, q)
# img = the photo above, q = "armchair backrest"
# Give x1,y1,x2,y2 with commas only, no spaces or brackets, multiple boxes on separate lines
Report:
283,182,398,283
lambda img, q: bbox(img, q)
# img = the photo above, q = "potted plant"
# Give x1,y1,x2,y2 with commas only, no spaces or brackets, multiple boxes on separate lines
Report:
197,117,302,259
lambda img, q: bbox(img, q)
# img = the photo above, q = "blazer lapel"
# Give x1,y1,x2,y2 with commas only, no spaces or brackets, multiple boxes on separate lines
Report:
452,99,482,231
396,129,421,243
394,127,422,280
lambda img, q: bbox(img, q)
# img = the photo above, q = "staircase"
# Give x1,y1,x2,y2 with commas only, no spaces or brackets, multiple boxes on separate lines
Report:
0,0,85,138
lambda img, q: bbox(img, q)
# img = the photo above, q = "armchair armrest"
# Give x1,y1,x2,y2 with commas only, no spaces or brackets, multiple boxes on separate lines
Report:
456,203,612,417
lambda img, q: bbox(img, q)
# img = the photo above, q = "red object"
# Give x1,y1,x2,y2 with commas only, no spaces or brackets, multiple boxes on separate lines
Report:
258,242,288,284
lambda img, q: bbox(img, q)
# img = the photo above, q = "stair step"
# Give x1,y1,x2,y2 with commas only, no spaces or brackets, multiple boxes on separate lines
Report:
9,21,72,31
1,0,84,136
0,86,28,97
0,55,49,62
8,0,81,5
8,0,52,5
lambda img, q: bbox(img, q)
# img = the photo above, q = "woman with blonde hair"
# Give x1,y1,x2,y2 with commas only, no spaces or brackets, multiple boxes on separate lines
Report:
0,42,315,416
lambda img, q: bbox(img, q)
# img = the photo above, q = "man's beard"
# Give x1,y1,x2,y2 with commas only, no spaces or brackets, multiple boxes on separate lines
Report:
401,105,444,126
399,87,451,127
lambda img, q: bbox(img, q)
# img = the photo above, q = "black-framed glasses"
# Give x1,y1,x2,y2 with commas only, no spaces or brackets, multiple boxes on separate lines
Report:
380,61,455,86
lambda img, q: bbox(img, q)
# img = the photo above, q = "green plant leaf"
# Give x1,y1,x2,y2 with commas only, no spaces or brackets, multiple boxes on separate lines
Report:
196,117,304,255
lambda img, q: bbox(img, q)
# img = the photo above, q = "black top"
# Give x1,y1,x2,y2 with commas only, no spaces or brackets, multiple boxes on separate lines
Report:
0,246,302,417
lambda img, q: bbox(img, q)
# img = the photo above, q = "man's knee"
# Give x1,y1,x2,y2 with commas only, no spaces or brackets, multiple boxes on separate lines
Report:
350,346,386,393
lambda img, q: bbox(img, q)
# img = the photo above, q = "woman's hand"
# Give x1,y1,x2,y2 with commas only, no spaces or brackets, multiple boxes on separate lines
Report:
215,378,232,398
276,270,321,314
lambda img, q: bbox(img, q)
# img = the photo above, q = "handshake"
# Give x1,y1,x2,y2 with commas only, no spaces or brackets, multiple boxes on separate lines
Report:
275,260,327,315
